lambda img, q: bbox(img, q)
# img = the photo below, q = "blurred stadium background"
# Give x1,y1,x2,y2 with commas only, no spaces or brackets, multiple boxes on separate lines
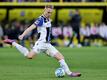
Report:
0,0,107,48
0,1,107,80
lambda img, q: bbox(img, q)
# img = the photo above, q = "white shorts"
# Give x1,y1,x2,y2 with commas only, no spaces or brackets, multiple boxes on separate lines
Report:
32,41,59,57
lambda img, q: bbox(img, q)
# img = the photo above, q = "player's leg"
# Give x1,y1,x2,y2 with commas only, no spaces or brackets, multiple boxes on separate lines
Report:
13,42,37,59
46,44,81,77
54,52,72,75
3,39,36,59
26,50,36,59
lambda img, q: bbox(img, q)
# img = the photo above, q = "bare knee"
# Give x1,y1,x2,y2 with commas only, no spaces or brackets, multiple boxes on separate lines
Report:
26,56,33,59
54,52,64,61
26,51,36,59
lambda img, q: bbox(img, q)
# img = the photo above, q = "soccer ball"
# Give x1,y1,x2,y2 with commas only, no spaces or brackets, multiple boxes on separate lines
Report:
55,68,65,78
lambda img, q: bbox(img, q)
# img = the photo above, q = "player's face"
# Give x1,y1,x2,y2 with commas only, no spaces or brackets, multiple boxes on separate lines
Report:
44,8,53,18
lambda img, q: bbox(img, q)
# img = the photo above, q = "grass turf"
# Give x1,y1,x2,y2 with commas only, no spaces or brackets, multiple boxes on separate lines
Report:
0,47,107,80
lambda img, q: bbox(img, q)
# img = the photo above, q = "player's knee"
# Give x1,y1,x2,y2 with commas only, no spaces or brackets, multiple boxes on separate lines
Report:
54,52,64,60
26,51,36,59
26,54,33,59
58,53,64,59
60,55,64,60
26,56,33,59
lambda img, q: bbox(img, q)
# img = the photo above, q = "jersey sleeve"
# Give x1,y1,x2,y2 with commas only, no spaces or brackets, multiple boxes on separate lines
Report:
34,17,43,27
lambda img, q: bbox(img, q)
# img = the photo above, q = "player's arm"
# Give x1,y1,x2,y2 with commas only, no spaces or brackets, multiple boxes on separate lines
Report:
19,24,36,40
19,17,43,40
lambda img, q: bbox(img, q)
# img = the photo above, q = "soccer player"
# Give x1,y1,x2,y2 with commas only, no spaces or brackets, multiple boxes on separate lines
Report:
4,5,81,77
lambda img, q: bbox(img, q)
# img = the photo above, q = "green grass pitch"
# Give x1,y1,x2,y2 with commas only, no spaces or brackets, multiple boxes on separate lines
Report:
0,47,107,80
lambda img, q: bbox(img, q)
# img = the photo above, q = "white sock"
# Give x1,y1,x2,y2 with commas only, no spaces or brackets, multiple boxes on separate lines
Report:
59,59,72,75
12,42,29,56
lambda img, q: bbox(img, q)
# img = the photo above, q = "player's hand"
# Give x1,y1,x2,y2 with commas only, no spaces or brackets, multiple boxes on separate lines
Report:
18,35,24,40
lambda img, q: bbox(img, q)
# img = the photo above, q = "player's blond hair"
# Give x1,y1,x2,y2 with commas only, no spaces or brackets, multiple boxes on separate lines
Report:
45,5,54,9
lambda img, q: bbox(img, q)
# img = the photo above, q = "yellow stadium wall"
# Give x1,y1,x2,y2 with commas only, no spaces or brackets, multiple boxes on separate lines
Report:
58,9,103,24
9,9,56,21
0,8,103,24
0,9,6,21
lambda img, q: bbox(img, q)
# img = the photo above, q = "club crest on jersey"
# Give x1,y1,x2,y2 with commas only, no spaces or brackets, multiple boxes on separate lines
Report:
35,20,39,24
